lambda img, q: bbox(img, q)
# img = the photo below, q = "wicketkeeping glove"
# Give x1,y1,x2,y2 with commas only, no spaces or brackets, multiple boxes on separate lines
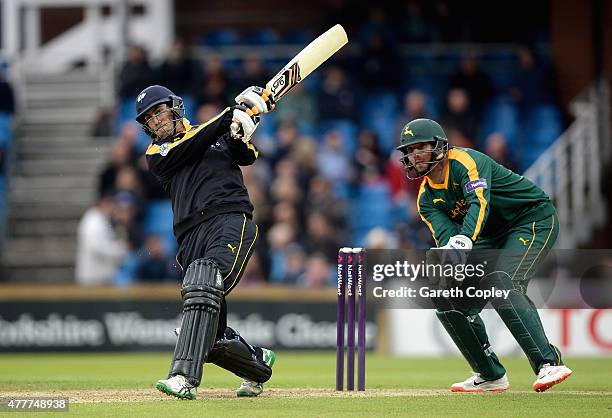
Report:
234,86,276,116
230,106,260,142
430,234,472,281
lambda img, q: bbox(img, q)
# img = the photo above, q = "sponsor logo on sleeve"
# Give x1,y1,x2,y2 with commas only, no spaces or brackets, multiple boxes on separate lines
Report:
465,178,488,193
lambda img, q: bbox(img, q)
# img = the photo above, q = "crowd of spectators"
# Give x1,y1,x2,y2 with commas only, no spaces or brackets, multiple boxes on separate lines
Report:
82,5,563,287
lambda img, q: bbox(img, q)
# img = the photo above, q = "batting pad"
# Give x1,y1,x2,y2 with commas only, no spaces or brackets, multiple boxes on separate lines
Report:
169,258,224,387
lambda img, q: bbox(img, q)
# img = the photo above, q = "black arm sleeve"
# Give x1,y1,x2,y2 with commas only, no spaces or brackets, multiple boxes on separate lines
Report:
226,134,259,166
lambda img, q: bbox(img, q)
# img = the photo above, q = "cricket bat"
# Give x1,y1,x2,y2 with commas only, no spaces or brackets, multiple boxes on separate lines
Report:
233,24,348,126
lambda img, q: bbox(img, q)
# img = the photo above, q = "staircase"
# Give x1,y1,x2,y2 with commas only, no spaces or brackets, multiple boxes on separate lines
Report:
2,71,113,282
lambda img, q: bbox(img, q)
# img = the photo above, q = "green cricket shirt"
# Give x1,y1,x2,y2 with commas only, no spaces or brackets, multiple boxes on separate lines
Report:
417,147,554,247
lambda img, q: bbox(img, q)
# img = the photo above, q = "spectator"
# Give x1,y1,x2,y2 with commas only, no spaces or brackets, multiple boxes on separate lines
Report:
484,132,518,172
400,1,431,42
402,89,429,121
75,193,128,286
290,136,319,189
318,66,356,121
117,45,154,100
449,52,494,116
196,55,229,107
0,70,15,114
156,38,198,96
98,139,133,197
136,154,167,200
231,54,269,93
91,107,115,137
284,243,306,285
441,88,478,144
267,222,297,283
196,103,224,124
359,17,400,91
269,121,300,167
510,45,557,110
240,252,267,286
134,235,181,282
112,191,143,250
275,83,318,127
300,253,332,287
318,130,352,184
353,130,386,182
303,211,341,261
306,176,346,228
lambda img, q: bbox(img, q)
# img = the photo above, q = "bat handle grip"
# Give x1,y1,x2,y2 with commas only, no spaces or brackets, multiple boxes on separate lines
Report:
230,104,261,134
247,106,259,117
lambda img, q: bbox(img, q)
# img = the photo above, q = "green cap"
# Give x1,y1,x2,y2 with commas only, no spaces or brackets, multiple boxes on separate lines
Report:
397,118,448,150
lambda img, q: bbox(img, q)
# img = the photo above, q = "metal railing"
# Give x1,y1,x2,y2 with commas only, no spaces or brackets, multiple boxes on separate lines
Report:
524,80,610,248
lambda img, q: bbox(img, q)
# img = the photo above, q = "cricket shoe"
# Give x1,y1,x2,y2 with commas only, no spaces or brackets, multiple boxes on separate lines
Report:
533,364,573,392
156,375,197,400
450,372,510,393
236,348,276,397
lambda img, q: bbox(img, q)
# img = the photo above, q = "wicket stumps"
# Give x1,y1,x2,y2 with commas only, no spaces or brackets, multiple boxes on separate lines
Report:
336,247,366,391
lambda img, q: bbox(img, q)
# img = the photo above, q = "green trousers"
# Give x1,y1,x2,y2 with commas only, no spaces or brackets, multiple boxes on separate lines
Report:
436,211,563,379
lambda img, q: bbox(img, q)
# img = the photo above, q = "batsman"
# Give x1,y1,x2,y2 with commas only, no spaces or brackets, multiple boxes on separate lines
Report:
397,118,573,393
135,84,277,399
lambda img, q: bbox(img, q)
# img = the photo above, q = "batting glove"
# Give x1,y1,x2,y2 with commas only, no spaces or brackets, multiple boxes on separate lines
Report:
230,106,260,143
234,86,276,116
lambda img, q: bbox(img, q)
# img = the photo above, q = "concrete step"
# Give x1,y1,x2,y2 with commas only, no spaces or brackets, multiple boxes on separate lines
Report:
2,267,75,282
25,71,105,84
9,203,89,220
18,136,112,147
3,237,76,264
8,219,79,237
9,187,94,205
21,108,98,124
21,124,93,137
11,175,97,190
18,146,110,160
16,159,106,176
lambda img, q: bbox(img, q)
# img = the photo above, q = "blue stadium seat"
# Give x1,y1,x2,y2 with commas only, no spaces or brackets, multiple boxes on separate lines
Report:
361,92,399,153
318,119,359,154
143,199,177,255
480,96,519,147
201,29,241,46
282,29,313,44
0,112,12,145
114,251,139,287
243,29,281,45
143,199,173,236
524,105,562,145
351,182,394,244
181,94,196,120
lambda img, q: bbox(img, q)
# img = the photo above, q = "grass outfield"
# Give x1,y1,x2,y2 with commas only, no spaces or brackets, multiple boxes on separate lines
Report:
1,352,611,417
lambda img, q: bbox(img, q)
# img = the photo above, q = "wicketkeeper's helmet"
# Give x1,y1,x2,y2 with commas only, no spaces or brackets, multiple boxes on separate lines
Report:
396,118,449,180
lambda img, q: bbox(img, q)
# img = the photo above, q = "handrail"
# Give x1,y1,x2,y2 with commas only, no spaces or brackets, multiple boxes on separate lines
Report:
524,81,610,248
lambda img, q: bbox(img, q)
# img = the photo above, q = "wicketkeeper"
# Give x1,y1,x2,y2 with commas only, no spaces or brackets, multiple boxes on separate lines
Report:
135,84,277,399
397,118,572,392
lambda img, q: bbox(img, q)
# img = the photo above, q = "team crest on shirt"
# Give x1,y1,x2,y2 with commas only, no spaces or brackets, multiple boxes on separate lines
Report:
159,142,171,156
465,178,488,193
